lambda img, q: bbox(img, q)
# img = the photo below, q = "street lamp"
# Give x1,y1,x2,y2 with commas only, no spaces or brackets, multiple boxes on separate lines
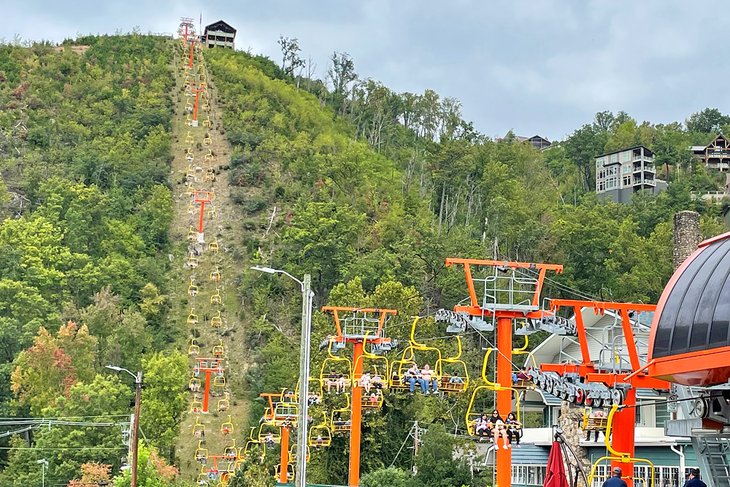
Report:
36,459,48,487
106,365,142,487
251,265,313,487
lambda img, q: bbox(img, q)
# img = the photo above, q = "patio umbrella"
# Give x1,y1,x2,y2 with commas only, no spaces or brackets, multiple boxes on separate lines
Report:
544,440,569,487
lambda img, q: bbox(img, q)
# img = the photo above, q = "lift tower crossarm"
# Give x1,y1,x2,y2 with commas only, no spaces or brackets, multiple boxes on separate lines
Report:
446,258,562,487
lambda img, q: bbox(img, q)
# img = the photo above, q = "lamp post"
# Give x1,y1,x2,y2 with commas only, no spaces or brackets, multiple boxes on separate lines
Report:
106,365,142,487
36,459,48,487
251,266,313,487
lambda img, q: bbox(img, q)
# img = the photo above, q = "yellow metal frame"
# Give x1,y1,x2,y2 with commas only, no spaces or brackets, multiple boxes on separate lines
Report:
435,335,469,393
258,422,282,443
187,308,198,325
586,405,655,487
188,339,200,356
465,348,523,435
193,417,205,437
319,339,353,395
329,393,352,435
212,340,225,358
195,440,208,462
309,413,332,447
353,332,389,388
211,311,223,328
221,415,234,435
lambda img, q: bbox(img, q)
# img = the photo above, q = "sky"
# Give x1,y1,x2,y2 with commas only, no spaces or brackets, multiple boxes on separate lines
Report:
4,0,728,141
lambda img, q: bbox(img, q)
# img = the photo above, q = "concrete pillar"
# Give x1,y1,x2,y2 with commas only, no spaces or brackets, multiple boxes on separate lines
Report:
558,402,590,487
672,211,702,270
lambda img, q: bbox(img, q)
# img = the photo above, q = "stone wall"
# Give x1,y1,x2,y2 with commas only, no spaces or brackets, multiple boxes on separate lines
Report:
673,211,702,270
559,401,591,487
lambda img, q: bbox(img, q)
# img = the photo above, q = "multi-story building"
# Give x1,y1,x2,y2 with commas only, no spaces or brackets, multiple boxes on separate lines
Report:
690,134,730,171
595,146,667,203
202,20,236,49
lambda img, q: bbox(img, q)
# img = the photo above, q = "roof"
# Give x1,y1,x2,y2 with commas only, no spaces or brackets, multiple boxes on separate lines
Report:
204,20,236,34
596,145,654,159
651,232,730,363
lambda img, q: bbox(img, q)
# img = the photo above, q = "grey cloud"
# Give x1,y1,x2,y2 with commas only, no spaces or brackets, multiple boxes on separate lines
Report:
3,0,727,140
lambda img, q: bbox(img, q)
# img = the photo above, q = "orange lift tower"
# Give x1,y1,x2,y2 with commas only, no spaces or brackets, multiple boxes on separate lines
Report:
259,392,298,484
193,356,224,413
188,81,206,127
537,300,670,486
193,190,212,243
321,307,397,487
187,37,198,70
445,259,562,487
178,17,195,43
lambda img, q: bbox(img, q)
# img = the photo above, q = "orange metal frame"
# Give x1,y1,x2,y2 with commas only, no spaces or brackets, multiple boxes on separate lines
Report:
446,259,562,487
193,190,212,233
194,357,224,413
189,82,206,125
539,299,670,486
321,306,397,487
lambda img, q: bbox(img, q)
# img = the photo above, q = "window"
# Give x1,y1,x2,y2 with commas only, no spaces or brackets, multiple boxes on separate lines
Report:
623,164,632,174
621,151,631,162
623,176,631,186
512,466,546,486
598,181,605,192
610,153,619,163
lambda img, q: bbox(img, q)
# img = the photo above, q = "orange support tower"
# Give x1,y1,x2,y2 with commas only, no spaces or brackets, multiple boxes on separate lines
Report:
321,306,397,487
193,190,212,242
189,81,206,127
194,356,224,413
445,259,562,487
539,299,670,486
188,38,197,69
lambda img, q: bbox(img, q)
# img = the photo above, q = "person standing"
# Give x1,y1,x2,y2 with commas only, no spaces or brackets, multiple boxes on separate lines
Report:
601,467,627,487
684,468,707,487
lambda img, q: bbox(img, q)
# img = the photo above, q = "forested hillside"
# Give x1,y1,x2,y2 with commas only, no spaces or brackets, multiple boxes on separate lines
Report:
0,35,187,487
206,47,728,485
0,29,728,487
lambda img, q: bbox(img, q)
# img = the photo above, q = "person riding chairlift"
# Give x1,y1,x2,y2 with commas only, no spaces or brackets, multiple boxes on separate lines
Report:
420,364,438,394
360,371,372,393
505,411,521,447
406,363,420,395
488,410,510,449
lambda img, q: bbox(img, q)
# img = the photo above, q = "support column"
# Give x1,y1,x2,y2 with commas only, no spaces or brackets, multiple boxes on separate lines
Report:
496,316,513,487
610,388,636,487
202,370,211,413
349,342,364,487
280,426,290,484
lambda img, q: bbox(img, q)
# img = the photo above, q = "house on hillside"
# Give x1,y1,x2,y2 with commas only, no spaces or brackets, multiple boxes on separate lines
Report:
203,20,236,49
689,134,730,171
472,307,710,487
499,133,552,150
595,146,667,203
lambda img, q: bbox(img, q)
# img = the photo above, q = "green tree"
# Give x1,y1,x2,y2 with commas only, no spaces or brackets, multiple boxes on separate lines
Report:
361,466,410,487
410,423,474,487
139,352,188,459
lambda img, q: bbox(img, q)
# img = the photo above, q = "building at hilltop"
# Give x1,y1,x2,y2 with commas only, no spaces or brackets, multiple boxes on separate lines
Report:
689,133,730,171
203,20,236,49
499,132,552,150
595,145,667,203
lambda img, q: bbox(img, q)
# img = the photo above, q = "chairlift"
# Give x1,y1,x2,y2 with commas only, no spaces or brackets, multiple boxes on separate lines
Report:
211,288,222,305
221,415,234,435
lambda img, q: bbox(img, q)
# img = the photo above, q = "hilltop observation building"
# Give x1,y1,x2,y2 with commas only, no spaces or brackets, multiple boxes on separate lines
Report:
202,20,236,49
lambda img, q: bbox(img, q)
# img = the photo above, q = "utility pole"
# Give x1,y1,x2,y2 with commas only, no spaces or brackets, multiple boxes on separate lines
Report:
36,459,48,487
296,274,313,487
131,371,142,487
106,365,142,487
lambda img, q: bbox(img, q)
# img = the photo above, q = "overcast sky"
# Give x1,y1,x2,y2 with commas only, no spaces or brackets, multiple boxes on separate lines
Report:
4,1,727,140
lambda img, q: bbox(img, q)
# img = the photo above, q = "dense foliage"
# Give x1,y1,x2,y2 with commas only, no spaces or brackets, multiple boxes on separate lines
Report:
208,46,728,482
0,34,186,486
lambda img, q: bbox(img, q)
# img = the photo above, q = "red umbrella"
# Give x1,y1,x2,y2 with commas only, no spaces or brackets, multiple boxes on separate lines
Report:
544,440,569,487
